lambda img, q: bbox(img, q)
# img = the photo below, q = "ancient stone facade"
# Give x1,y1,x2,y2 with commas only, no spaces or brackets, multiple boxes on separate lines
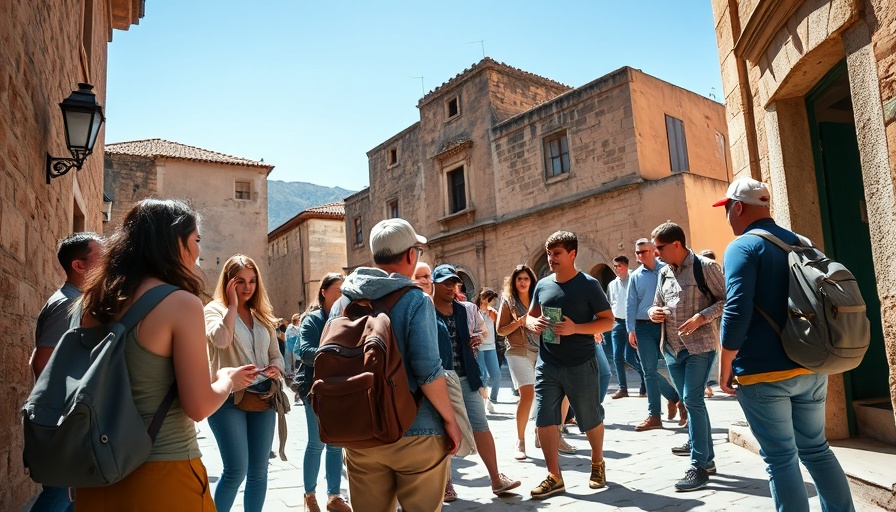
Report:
267,203,347,319
346,58,732,307
0,1,143,507
105,139,273,297
711,0,896,447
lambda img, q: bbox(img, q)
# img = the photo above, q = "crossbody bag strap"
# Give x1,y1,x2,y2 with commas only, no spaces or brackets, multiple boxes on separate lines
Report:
148,382,178,442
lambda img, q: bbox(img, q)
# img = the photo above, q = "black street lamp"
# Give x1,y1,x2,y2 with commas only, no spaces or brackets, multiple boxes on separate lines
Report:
46,83,105,184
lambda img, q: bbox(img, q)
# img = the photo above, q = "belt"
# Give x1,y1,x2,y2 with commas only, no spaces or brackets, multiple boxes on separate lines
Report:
635,319,653,324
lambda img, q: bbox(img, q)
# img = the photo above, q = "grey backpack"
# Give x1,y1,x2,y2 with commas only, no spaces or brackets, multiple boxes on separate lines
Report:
749,230,870,374
22,285,178,487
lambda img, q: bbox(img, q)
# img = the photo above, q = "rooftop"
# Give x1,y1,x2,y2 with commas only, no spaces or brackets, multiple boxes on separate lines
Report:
105,138,273,170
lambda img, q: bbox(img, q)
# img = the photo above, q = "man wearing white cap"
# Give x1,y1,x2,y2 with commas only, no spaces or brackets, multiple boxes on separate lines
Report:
336,218,462,512
715,178,854,510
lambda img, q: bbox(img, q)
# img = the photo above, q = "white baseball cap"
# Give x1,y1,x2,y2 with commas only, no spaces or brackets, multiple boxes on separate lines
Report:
713,177,771,207
369,218,427,257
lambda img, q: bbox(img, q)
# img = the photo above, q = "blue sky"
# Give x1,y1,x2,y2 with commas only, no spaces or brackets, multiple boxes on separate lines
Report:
106,1,724,191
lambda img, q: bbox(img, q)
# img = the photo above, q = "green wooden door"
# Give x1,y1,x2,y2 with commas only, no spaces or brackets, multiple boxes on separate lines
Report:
817,122,888,401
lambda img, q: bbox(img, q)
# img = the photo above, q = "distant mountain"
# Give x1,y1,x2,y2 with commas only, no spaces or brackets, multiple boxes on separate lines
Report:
268,180,356,232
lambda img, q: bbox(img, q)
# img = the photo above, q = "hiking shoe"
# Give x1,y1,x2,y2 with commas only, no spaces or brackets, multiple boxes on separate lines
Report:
513,439,527,460
705,461,717,475
558,437,577,454
675,465,709,492
492,473,521,495
634,416,663,431
530,474,565,499
667,400,679,420
671,440,691,456
678,403,688,427
611,389,629,399
589,460,606,489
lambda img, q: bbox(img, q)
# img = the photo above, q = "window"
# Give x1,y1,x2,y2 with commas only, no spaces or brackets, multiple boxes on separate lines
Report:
354,216,363,246
447,97,459,118
234,181,251,200
543,132,570,178
388,148,398,166
387,199,399,219
665,115,689,172
447,166,466,214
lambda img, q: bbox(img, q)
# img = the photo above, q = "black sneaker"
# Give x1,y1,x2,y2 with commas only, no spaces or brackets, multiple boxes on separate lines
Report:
671,440,691,456
675,465,709,492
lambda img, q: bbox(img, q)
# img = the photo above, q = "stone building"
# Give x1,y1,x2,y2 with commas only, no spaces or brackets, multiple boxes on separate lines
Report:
0,1,144,508
710,0,896,443
345,58,733,300
267,203,347,318
105,139,273,296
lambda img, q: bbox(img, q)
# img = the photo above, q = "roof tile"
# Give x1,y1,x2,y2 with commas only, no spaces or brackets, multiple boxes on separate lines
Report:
105,138,273,169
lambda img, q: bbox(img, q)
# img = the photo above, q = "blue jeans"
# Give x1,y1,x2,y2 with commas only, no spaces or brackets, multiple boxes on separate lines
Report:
595,342,611,405
665,348,715,469
634,322,679,417
737,374,855,512
303,402,344,495
285,335,298,375
611,319,644,390
478,348,501,402
207,396,277,512
30,486,72,512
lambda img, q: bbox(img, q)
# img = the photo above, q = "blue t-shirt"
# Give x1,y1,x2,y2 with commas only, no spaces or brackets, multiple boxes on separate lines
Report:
532,271,611,367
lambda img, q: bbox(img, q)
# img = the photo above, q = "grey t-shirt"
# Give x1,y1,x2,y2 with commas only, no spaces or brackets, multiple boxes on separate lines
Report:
35,282,80,348
532,272,610,367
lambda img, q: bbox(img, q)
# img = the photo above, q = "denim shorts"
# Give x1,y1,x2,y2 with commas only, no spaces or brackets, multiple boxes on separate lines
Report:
458,376,489,432
534,356,604,431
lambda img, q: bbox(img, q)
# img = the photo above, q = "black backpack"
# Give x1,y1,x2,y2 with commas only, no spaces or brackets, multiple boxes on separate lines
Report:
22,285,178,487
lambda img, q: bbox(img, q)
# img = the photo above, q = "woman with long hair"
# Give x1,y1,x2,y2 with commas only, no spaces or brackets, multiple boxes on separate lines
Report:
496,265,541,460
473,287,501,413
294,273,351,512
205,254,285,512
74,199,256,511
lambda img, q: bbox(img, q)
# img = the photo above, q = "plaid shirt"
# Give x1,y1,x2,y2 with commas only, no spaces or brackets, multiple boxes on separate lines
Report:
654,251,726,355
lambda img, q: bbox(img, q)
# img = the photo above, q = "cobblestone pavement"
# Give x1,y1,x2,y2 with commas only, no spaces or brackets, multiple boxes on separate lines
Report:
199,365,826,511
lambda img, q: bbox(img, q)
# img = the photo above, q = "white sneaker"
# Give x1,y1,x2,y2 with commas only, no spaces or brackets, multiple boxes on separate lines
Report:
486,399,496,414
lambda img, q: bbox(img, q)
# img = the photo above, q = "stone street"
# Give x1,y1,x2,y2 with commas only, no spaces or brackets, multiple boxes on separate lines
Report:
196,362,844,511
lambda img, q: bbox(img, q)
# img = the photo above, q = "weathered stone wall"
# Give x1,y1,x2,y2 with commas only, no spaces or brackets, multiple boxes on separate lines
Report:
268,217,346,319
344,188,372,269
711,0,896,433
103,153,158,234
159,160,270,295
0,1,114,508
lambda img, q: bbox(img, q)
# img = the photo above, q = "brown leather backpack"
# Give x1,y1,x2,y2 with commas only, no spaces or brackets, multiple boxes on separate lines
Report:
310,287,421,448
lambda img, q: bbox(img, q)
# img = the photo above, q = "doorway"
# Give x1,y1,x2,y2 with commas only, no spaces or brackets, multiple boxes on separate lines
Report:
806,61,889,433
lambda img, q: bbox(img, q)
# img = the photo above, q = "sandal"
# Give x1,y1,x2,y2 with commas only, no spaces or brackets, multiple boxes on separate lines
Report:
444,481,457,502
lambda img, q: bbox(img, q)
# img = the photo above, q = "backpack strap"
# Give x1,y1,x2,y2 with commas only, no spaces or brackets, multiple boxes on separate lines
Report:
118,284,180,332
372,286,413,315
691,253,717,303
746,229,814,251
118,284,180,443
